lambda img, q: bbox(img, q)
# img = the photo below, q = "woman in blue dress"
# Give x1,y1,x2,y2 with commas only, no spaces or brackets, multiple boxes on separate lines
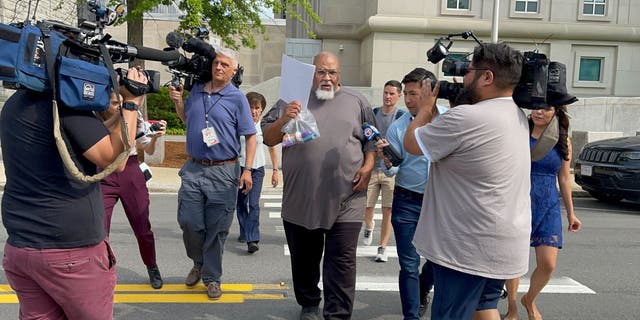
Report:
504,66,582,320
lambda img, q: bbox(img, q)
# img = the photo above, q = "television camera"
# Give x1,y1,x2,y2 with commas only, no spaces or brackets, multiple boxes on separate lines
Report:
426,31,551,109
1,0,179,95
163,29,244,91
425,31,482,101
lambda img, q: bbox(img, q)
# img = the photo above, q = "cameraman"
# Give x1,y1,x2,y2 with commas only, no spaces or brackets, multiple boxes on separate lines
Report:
404,43,531,320
168,46,256,300
1,67,146,319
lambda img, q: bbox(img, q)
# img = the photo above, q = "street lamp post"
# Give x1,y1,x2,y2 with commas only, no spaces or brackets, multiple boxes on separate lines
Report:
491,0,500,43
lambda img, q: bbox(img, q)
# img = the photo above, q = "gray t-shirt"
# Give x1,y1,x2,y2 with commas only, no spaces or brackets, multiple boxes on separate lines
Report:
262,88,375,229
413,97,532,279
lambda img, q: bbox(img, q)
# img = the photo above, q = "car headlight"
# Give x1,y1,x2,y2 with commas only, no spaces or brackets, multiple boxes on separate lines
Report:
619,151,640,160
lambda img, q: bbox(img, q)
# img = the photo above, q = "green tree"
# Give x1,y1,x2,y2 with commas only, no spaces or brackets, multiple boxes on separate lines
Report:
122,0,320,50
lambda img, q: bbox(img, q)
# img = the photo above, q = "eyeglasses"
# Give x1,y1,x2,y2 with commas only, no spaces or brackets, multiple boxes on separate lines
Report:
465,67,491,75
316,69,340,77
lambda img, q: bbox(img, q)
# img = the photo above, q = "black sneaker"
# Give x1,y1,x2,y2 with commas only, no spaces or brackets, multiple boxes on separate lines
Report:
247,242,259,254
299,306,320,320
418,292,430,318
147,265,163,289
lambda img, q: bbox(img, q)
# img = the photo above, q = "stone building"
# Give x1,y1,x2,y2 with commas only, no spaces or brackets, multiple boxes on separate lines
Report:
283,0,640,99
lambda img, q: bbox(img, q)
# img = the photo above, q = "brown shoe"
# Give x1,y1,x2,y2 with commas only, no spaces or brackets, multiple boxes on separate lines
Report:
206,282,222,300
185,267,201,287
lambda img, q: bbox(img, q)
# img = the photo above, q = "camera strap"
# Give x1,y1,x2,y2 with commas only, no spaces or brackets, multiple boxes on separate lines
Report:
41,27,132,183
530,115,559,162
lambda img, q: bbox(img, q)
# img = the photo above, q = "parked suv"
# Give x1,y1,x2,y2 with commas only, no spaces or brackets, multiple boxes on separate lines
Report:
574,136,640,203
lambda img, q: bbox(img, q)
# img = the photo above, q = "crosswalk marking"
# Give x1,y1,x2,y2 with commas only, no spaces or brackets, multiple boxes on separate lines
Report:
284,245,397,258
262,194,596,295
269,211,280,218
516,276,596,294
319,276,595,294
264,202,382,209
269,211,384,220
264,202,281,208
261,194,283,199
0,277,597,300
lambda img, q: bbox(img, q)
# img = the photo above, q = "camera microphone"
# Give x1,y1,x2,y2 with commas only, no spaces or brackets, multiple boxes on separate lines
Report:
182,37,216,59
165,32,184,49
362,123,404,167
105,42,181,62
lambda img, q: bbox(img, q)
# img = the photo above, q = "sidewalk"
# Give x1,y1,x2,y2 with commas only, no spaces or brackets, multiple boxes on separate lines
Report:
143,165,284,193
0,162,284,194
0,161,588,197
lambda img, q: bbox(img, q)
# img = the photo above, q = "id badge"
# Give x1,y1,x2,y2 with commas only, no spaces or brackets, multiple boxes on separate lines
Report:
202,127,219,147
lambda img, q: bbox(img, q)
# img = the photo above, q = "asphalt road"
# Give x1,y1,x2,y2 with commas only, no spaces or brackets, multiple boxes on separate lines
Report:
0,192,639,319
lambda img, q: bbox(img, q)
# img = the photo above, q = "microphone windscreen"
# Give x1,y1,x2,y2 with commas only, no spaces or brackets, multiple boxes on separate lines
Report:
165,32,184,49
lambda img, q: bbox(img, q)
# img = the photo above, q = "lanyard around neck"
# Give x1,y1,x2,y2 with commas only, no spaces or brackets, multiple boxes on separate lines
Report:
202,91,223,127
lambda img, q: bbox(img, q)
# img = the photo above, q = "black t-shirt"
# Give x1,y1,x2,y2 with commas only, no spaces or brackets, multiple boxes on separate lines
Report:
0,90,109,249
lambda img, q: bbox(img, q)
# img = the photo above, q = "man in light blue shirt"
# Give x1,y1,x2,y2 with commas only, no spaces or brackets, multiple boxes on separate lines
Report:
377,68,447,319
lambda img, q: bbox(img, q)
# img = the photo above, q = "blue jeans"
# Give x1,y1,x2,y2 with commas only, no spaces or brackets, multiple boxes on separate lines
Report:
236,166,265,243
391,187,434,320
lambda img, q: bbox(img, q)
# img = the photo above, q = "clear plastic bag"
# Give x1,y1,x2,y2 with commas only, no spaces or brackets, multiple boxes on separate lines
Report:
281,108,320,147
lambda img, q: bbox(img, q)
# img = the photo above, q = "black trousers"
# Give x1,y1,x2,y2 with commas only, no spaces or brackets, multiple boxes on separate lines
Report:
283,220,362,320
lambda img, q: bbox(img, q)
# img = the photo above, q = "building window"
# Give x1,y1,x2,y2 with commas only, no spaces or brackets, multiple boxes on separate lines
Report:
572,45,614,91
583,0,606,15
578,57,603,82
515,0,538,13
509,0,545,19
447,0,470,10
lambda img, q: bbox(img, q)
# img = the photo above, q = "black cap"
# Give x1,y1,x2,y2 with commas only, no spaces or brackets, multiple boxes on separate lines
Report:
546,62,578,106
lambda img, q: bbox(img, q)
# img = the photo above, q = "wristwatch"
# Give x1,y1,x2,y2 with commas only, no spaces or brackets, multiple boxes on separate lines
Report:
122,101,139,111
243,167,253,172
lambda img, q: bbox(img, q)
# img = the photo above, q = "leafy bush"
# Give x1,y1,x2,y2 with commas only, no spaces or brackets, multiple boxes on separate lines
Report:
145,87,188,135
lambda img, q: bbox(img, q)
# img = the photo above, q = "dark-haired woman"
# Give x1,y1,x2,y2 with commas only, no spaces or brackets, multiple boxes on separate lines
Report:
504,105,582,320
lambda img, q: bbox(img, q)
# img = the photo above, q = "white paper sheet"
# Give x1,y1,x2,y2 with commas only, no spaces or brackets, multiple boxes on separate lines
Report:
279,55,315,110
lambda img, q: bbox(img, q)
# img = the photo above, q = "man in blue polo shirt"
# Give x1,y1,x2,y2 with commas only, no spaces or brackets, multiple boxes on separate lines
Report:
377,68,447,319
169,47,257,300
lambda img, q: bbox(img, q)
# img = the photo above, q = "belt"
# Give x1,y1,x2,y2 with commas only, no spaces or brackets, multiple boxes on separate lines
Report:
394,186,424,200
190,157,238,166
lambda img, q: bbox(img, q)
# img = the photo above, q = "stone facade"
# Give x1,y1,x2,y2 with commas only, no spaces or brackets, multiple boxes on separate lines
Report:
287,0,640,100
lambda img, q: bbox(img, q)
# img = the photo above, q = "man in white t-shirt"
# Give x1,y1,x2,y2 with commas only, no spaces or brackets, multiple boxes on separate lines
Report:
404,43,531,320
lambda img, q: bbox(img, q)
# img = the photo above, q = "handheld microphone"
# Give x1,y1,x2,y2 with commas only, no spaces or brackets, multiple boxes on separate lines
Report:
362,123,404,167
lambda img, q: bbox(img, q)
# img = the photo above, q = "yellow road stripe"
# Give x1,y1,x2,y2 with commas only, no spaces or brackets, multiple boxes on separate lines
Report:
0,283,287,304
252,283,290,290
243,293,287,300
0,293,285,304
1,283,285,293
115,283,253,292
0,295,18,303
115,293,245,303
